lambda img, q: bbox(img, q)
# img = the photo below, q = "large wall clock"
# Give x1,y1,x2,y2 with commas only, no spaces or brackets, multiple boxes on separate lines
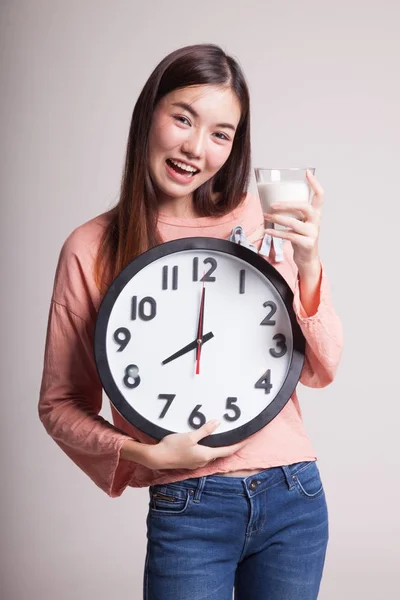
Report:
94,237,305,447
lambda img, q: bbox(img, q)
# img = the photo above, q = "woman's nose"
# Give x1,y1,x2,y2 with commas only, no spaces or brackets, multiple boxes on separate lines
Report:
182,129,206,159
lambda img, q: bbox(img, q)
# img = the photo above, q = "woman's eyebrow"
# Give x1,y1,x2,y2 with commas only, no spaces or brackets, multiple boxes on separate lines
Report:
171,102,237,132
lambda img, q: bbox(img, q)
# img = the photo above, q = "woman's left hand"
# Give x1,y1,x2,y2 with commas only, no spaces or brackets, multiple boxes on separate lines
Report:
263,169,324,275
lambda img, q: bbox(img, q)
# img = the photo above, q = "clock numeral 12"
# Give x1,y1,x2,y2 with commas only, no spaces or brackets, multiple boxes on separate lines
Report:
192,257,217,282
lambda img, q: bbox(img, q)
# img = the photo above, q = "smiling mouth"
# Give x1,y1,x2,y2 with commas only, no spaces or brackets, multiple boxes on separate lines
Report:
166,159,200,178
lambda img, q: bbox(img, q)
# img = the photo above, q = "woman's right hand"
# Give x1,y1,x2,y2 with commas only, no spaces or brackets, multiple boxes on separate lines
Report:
145,420,244,470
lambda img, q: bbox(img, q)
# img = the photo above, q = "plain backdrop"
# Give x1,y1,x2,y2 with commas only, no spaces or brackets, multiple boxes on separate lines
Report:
1,0,399,598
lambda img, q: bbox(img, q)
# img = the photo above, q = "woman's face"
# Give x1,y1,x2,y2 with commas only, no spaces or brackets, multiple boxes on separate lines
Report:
148,84,241,209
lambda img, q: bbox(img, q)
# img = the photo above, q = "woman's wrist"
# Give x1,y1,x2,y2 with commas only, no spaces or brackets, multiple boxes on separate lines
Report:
120,438,159,469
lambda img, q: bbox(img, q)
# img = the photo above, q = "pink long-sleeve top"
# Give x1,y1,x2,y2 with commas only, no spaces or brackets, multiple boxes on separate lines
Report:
38,192,343,497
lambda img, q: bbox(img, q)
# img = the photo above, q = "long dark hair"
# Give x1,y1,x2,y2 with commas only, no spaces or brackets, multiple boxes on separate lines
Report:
94,43,251,295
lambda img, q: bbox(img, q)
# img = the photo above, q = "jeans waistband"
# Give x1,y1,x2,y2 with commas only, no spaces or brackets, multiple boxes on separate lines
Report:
167,461,316,502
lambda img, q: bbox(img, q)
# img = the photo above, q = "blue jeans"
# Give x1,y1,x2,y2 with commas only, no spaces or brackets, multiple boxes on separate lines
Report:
144,460,328,600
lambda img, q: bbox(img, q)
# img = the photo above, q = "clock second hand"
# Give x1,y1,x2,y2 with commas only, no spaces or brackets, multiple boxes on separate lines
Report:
195,275,206,375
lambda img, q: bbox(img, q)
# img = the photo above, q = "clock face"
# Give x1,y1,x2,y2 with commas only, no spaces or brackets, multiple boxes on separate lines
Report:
94,237,305,447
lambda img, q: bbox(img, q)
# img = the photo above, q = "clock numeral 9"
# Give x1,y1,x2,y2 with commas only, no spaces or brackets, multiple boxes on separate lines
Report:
131,295,157,321
114,327,131,351
255,369,273,394
260,301,277,326
193,257,217,282
123,364,141,389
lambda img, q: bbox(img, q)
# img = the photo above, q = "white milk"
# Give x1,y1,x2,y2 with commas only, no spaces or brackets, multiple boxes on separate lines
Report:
257,180,310,230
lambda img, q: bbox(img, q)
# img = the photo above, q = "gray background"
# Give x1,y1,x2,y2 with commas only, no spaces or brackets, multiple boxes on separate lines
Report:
1,0,399,598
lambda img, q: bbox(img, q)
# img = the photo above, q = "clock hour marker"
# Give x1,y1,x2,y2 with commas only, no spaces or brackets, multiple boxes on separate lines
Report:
113,327,131,351
255,369,273,394
123,364,141,389
223,397,241,422
270,333,287,358
192,257,217,282
131,296,157,321
188,405,206,429
158,394,176,418
260,300,277,326
193,257,199,281
239,269,246,294
162,265,179,290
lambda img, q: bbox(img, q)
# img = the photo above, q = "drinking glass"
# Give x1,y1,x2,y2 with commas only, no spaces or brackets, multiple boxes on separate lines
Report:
254,167,315,230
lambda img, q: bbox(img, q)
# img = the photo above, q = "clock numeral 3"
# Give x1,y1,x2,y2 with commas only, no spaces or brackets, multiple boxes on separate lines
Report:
123,364,141,389
158,394,175,418
131,296,157,321
188,405,206,429
255,369,273,394
260,301,277,326
223,397,241,422
270,333,287,358
193,257,217,282
114,327,131,351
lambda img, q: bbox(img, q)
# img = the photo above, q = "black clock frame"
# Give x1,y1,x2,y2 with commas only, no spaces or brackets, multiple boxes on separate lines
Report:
94,237,306,447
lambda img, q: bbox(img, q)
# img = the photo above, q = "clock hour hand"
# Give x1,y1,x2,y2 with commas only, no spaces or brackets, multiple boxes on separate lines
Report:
161,332,214,365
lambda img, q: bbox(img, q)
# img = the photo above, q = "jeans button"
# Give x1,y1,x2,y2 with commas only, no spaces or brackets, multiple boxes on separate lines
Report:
249,479,259,491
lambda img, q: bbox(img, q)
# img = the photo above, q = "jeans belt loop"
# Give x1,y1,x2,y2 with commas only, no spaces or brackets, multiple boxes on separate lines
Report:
193,476,206,503
281,465,296,490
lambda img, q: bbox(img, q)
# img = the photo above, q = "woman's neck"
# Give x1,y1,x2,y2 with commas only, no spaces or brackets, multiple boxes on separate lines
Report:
157,195,200,219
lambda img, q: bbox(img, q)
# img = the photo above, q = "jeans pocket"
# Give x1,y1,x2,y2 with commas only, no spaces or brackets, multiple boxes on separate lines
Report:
291,461,325,500
149,484,192,516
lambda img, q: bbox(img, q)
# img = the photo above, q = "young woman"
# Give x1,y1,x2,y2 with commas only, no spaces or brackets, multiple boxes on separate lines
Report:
39,43,343,600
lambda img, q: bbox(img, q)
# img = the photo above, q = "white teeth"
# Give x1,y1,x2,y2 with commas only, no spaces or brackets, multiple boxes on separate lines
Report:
170,159,198,173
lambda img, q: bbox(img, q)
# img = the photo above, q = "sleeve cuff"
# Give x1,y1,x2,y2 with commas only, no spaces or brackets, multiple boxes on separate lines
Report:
292,262,327,322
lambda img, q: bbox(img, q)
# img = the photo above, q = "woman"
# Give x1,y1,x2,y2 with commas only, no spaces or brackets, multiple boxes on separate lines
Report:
39,43,343,599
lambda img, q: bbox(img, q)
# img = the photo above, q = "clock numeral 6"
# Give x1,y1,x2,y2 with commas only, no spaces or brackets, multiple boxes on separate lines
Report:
123,364,141,389
255,369,273,394
188,405,206,429
223,397,241,422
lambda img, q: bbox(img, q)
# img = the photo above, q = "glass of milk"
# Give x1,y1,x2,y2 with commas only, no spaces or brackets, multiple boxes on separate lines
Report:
254,167,315,230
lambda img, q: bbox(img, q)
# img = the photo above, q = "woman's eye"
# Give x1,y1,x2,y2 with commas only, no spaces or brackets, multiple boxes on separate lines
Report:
174,116,191,126
214,132,230,141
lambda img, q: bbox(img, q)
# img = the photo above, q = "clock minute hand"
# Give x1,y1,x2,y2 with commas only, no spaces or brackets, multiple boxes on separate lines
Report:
161,332,214,365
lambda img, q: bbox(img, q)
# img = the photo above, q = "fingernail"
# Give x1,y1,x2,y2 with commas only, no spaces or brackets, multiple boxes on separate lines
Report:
210,419,220,426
